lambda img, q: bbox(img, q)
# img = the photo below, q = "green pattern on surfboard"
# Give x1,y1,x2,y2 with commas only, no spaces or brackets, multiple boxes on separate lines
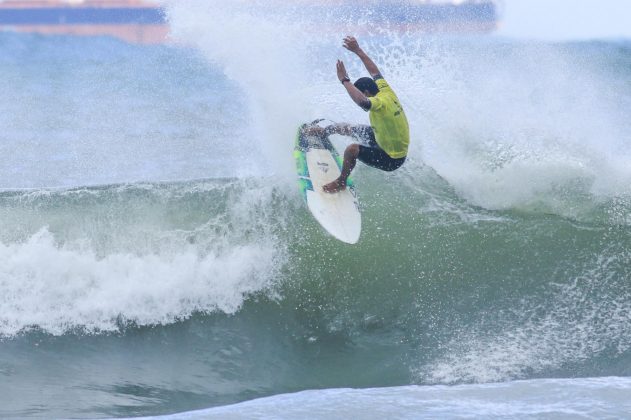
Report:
294,124,356,201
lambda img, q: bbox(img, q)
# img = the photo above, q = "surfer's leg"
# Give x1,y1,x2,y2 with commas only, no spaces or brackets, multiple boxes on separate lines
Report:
301,124,327,138
350,125,376,147
323,143,360,193
355,126,406,172
357,145,406,172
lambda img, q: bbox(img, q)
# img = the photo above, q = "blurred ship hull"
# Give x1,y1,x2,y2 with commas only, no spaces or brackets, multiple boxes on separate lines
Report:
0,0,168,44
0,0,498,44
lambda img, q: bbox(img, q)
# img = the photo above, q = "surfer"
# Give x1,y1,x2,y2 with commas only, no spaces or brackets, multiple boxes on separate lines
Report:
305,36,410,193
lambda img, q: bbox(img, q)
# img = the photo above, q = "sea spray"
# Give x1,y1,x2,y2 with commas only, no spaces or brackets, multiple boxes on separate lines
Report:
409,40,631,216
164,0,316,181
163,2,631,219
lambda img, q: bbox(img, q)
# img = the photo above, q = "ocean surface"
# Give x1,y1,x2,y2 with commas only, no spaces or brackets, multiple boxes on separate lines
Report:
2,1,631,418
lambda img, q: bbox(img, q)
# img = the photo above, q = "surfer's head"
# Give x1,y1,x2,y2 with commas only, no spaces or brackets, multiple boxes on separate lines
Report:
354,77,379,97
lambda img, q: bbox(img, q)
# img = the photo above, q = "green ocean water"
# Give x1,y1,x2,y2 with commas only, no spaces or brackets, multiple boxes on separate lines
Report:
2,166,631,416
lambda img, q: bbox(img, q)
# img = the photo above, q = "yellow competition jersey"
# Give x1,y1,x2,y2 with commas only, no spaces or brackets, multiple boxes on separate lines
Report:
368,78,410,159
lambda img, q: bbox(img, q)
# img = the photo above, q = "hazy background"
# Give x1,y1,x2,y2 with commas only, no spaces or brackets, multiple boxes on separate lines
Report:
499,0,631,40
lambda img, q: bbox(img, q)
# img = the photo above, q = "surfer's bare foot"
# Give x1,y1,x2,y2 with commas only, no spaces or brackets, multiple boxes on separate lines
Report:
323,178,346,193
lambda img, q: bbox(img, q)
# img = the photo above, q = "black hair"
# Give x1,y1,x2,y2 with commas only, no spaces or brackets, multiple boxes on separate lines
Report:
354,77,379,95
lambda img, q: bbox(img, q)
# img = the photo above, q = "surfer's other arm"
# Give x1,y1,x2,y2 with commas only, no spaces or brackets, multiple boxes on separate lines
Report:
343,36,382,79
337,60,372,111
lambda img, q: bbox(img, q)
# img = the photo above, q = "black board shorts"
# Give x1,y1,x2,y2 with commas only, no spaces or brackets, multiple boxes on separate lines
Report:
351,125,406,172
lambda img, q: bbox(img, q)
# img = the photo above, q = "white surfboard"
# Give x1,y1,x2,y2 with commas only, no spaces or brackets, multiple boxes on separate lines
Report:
294,125,361,244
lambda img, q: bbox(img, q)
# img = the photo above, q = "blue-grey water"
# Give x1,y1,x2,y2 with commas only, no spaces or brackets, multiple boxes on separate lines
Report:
1,1,631,418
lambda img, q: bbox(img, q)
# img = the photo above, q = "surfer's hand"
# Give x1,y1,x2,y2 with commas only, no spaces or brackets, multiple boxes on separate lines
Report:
337,60,349,82
343,36,361,54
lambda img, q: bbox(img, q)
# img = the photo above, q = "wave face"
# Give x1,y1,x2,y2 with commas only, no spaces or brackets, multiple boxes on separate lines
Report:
1,2,631,417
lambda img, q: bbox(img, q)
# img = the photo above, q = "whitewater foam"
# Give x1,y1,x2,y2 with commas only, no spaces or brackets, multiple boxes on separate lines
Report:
0,228,279,336
0,181,290,337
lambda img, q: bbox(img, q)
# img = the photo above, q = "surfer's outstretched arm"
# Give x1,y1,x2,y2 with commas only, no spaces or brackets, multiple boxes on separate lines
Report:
343,36,382,79
337,60,372,111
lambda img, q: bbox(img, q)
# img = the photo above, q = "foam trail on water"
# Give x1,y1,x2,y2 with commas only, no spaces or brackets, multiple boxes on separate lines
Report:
161,378,631,419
